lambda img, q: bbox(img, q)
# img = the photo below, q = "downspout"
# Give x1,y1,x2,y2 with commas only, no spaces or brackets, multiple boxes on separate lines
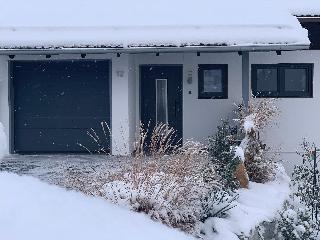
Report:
242,51,250,108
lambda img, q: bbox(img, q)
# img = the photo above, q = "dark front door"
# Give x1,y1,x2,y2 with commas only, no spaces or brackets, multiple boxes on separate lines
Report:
140,65,183,145
11,60,111,154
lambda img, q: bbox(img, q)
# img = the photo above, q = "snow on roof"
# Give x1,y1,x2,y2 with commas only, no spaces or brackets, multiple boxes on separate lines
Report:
0,0,313,50
280,0,320,16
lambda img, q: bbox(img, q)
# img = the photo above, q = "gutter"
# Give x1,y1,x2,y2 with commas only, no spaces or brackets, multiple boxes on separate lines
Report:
297,16,320,23
0,44,310,55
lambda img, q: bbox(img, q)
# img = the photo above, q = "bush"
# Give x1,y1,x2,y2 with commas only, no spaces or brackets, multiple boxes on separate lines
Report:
276,140,320,240
208,120,240,190
62,123,240,235
278,201,317,240
236,99,279,183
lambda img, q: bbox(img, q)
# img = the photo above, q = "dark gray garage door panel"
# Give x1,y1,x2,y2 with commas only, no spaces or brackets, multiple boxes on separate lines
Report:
11,60,111,153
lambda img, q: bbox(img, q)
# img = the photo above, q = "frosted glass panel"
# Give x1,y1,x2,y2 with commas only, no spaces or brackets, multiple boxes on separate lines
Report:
156,79,168,124
203,69,222,93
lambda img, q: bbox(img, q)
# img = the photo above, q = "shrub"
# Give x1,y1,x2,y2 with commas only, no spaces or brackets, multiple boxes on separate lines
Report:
277,140,320,240
62,123,240,235
208,120,240,190
199,185,238,222
278,201,317,240
236,99,279,183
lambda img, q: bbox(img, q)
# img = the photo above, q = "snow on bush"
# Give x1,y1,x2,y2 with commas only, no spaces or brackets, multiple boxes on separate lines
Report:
63,123,238,235
0,172,194,240
277,140,320,240
103,152,206,233
233,146,244,162
0,122,6,159
62,123,241,237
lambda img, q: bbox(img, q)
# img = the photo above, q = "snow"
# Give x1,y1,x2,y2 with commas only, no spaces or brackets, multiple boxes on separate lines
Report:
0,123,6,159
243,114,256,133
0,172,193,240
234,146,245,162
202,172,291,240
279,0,320,16
0,0,310,49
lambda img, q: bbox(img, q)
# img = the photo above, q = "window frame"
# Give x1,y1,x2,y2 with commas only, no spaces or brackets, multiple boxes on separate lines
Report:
251,63,313,98
198,64,228,99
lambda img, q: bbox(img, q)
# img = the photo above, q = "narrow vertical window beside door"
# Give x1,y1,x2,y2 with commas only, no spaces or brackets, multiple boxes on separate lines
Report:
156,79,168,124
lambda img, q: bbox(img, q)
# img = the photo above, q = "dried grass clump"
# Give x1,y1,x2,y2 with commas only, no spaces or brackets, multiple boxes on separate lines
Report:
62,123,240,235
236,98,279,133
61,123,218,234
133,122,181,159
104,140,211,233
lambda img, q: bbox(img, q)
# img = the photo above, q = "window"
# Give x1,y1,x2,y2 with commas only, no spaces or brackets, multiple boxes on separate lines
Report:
198,64,228,99
155,79,168,124
252,64,313,98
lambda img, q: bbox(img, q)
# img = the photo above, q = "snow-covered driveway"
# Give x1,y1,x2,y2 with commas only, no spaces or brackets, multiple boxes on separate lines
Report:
0,154,128,184
0,172,193,240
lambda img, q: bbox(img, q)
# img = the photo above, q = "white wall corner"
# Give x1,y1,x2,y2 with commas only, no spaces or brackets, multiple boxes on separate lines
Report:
111,54,131,155
0,57,9,155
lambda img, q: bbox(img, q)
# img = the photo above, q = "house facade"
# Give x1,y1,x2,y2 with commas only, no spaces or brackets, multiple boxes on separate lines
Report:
0,0,319,170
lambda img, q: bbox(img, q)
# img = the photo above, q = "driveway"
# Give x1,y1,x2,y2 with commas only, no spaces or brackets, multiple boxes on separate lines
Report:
0,154,129,184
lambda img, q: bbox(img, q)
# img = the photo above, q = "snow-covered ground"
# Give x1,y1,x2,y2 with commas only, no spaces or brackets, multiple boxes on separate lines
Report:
0,154,129,184
201,168,291,239
0,172,194,240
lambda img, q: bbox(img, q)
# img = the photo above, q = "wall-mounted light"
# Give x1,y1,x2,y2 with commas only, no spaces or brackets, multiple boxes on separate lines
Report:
238,51,242,56
116,70,125,77
81,53,86,59
117,53,121,57
276,50,282,56
156,52,160,56
8,55,15,59
197,52,201,57
46,54,51,59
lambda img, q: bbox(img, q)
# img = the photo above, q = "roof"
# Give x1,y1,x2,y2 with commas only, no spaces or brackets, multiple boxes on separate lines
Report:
0,0,317,51
282,0,320,17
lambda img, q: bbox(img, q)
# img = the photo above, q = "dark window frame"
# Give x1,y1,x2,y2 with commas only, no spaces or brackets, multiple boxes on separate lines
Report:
198,64,228,99
252,63,313,98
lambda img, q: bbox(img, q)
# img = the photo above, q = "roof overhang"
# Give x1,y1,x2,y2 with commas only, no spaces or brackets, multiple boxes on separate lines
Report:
297,16,320,23
0,44,310,56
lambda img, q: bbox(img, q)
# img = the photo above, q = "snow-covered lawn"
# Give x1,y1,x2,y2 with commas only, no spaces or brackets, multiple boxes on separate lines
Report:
0,172,194,240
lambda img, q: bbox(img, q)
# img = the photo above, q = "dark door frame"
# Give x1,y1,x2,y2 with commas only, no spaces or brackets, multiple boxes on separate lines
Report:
8,59,112,154
139,64,183,142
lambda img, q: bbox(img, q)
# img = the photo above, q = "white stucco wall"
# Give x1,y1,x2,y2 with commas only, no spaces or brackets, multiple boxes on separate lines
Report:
251,50,320,172
0,56,9,154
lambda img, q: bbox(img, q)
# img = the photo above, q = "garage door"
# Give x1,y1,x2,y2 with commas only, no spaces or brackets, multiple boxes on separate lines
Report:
11,60,111,153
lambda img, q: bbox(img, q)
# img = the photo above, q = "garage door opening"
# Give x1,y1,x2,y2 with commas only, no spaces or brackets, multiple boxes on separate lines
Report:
10,60,111,154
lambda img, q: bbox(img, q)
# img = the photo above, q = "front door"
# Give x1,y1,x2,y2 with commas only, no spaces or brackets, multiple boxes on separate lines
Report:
140,65,183,146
